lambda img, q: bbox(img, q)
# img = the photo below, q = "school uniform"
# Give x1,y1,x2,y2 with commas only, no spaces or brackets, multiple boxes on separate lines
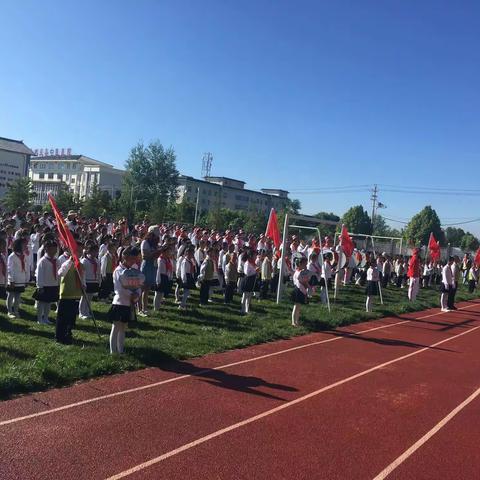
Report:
0,252,7,299
260,257,272,299
79,256,100,318
108,264,143,354
179,257,196,308
242,260,257,293
224,262,238,303
365,266,380,296
30,233,41,272
155,256,174,295
291,268,308,304
448,263,460,309
7,252,29,316
56,260,85,344
99,252,116,299
199,257,214,305
34,255,60,324
468,268,479,293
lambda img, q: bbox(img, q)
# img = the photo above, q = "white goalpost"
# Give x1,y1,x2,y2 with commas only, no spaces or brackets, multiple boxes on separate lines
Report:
276,213,339,312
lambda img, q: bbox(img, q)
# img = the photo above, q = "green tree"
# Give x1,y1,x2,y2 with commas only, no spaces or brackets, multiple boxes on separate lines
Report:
403,206,444,247
341,205,372,235
44,183,83,214
3,178,36,211
122,141,179,223
82,184,112,219
460,233,480,251
445,227,466,246
314,211,340,237
165,199,196,224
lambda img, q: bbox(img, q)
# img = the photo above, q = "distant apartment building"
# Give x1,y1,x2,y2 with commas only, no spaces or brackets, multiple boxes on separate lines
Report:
176,175,289,215
0,136,34,198
29,153,124,205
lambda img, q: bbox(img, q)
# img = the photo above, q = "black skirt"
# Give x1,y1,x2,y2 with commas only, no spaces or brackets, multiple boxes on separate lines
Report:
155,274,173,295
86,282,100,294
365,281,379,296
291,287,307,304
108,304,134,324
183,273,196,290
7,284,25,293
98,273,114,299
440,283,450,293
242,274,257,293
33,286,59,302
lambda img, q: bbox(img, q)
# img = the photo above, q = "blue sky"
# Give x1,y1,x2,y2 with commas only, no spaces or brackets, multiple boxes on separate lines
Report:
1,0,479,235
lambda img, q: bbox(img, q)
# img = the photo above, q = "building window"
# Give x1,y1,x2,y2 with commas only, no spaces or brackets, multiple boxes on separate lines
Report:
40,163,45,169
72,164,76,169
48,173,54,179
39,173,44,179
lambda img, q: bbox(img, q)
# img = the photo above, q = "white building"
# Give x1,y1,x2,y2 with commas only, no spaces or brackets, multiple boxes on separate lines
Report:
177,175,289,215
29,154,124,205
0,136,34,198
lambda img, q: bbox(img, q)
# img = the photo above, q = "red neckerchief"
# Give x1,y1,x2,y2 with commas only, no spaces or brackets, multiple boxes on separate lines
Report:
47,256,57,279
0,254,5,277
87,256,98,278
15,252,25,272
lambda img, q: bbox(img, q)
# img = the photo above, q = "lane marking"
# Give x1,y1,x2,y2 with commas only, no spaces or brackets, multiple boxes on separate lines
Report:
372,385,480,480
105,322,480,479
0,303,477,427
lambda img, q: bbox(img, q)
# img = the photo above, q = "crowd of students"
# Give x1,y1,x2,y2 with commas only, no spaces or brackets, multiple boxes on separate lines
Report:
0,208,478,354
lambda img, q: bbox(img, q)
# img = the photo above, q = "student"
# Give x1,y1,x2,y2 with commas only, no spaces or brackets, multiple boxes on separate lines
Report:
179,247,196,310
291,257,309,327
468,263,479,293
198,247,215,306
441,257,455,312
407,249,421,301
34,240,60,324
448,256,461,310
79,244,101,319
154,247,174,310
241,250,257,315
56,243,85,344
108,247,143,354
260,251,273,299
307,252,322,298
6,238,29,318
30,225,41,273
139,228,159,316
224,252,238,304
0,238,7,302
99,243,117,302
365,260,380,313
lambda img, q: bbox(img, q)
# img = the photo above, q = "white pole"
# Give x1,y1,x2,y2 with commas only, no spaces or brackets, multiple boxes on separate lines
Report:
194,187,200,225
276,213,289,304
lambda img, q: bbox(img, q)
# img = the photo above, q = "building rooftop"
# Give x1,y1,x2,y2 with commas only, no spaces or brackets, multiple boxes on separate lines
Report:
204,176,246,185
31,154,117,169
0,136,35,155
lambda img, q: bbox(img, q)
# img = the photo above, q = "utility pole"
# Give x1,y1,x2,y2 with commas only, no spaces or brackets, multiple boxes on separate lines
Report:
194,187,200,225
371,184,378,227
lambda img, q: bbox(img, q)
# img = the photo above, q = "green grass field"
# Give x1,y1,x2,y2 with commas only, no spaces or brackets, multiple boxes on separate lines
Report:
0,283,477,399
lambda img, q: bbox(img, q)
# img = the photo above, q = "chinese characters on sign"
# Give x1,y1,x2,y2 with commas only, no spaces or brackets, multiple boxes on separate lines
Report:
33,148,72,157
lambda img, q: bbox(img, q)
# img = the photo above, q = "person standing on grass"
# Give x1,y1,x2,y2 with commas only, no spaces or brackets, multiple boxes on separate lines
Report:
291,257,309,327
365,260,380,313
109,247,143,354
34,240,59,325
224,252,238,304
407,249,421,301
79,244,100,320
441,257,455,312
467,263,479,293
6,238,29,318
56,242,85,345
99,242,117,303
448,256,461,310
139,228,160,317
154,246,174,310
260,250,273,300
241,250,257,315
179,247,196,310
0,238,8,302
199,247,215,306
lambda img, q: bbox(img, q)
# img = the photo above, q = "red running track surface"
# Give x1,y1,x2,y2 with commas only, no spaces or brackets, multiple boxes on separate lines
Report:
1,300,480,479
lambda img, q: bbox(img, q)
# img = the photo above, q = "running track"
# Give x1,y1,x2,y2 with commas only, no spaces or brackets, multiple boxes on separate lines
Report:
2,300,480,479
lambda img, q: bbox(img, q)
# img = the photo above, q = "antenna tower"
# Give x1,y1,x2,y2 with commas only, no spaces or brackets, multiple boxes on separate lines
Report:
201,152,213,179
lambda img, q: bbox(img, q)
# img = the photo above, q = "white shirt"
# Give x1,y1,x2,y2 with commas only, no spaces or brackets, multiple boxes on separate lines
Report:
244,260,257,277
81,256,101,283
36,255,60,288
181,257,196,283
293,269,308,295
30,233,41,254
367,266,380,282
7,252,30,285
57,253,70,266
442,264,454,288
112,265,142,307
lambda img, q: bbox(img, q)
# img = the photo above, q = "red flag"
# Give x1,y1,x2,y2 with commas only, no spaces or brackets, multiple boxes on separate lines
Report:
428,233,441,262
265,208,281,249
48,193,80,268
339,225,354,257
475,248,480,267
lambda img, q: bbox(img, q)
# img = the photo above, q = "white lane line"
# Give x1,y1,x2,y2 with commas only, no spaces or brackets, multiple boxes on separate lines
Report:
0,303,477,428
372,385,480,480
104,322,480,480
